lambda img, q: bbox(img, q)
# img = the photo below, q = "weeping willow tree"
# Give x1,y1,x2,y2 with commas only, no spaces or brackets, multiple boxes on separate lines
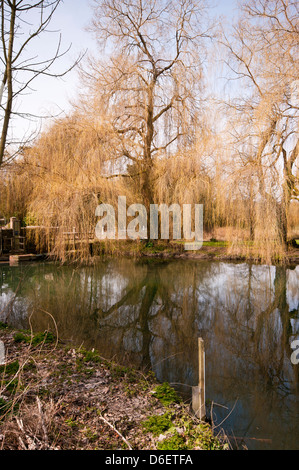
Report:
220,0,299,262
152,120,230,233
8,103,295,264
2,0,298,265
0,157,33,222
15,111,223,261
13,112,134,261
80,0,214,235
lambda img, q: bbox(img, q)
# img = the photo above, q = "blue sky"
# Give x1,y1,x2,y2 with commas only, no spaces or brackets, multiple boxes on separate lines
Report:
12,0,239,141
12,0,95,139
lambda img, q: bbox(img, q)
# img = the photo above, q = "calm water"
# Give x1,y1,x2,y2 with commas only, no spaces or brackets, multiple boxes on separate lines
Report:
0,259,299,450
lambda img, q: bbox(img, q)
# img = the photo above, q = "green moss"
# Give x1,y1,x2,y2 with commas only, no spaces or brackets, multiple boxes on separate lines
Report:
3,377,19,393
75,348,103,375
13,332,28,343
157,432,188,450
152,383,181,406
0,360,20,376
181,420,225,450
191,423,224,450
142,413,173,436
110,364,138,382
82,349,102,364
31,331,56,346
83,428,98,442
65,417,79,428
143,411,226,451
13,331,56,346
23,360,37,373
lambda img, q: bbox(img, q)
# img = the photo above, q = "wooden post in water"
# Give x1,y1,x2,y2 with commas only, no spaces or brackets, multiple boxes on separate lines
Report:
9,255,19,266
192,338,206,420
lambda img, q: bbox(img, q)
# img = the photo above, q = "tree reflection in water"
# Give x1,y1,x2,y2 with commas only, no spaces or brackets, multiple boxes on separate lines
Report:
0,259,299,449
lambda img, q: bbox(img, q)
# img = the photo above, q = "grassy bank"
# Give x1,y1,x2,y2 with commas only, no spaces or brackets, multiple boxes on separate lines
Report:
0,324,228,451
87,239,299,266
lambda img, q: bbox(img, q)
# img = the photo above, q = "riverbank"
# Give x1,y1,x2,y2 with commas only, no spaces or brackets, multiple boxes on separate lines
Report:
90,239,299,267
140,242,299,264
0,324,228,451
2,239,299,266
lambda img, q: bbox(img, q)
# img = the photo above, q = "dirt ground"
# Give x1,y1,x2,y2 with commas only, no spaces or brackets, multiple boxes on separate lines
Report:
0,326,228,451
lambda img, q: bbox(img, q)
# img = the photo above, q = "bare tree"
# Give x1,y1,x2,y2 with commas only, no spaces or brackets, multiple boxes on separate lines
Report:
84,0,213,228
221,0,299,245
0,0,82,167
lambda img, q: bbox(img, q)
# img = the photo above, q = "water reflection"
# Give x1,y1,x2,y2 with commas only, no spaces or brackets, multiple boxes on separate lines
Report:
0,259,299,450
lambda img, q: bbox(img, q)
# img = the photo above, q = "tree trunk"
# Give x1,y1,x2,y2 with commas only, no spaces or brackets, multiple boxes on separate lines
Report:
0,2,16,166
141,80,156,241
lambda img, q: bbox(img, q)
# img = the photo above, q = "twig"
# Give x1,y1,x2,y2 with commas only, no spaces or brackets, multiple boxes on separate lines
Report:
36,396,49,448
99,415,132,450
15,417,37,450
213,398,239,430
18,436,27,451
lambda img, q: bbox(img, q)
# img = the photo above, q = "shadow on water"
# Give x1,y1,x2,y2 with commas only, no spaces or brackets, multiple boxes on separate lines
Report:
0,258,299,450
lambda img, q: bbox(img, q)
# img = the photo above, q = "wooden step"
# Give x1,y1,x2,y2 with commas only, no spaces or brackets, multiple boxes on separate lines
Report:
9,254,46,265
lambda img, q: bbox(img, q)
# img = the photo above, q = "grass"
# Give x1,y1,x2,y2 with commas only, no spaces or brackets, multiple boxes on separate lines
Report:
203,241,229,247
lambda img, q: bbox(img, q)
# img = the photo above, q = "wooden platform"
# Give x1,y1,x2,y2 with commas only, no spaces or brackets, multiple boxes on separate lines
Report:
9,254,47,265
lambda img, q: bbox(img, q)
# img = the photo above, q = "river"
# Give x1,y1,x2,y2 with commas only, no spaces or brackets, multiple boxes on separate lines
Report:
0,258,299,450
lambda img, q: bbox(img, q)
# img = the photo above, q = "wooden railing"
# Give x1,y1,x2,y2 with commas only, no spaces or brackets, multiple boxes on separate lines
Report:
0,229,26,255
